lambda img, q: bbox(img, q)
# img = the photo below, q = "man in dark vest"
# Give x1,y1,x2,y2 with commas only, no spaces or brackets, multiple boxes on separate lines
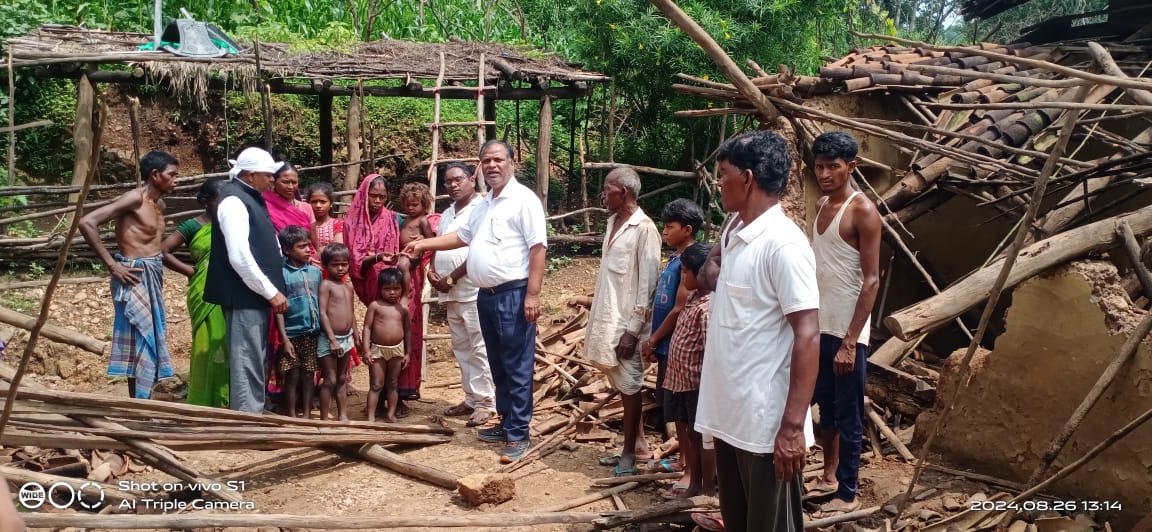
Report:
204,147,288,413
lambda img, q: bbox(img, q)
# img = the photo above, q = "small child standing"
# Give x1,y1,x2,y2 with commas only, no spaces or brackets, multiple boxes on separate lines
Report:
275,225,322,418
362,268,410,423
661,242,715,499
318,243,360,421
308,182,343,266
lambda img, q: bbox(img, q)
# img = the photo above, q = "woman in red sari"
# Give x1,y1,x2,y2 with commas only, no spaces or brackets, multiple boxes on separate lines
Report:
345,174,414,414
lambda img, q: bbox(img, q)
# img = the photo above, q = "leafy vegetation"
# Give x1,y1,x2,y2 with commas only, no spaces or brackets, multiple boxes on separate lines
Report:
0,0,1101,212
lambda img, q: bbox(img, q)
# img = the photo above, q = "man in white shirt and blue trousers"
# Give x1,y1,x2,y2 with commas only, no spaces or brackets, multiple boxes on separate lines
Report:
694,130,821,532
205,147,289,414
406,140,548,464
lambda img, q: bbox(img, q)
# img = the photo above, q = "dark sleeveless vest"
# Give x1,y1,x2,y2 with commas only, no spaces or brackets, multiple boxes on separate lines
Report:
204,180,286,309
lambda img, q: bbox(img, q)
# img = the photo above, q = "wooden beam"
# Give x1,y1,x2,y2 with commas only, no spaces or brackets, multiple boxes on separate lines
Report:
583,162,696,179
648,0,779,121
41,70,595,101
536,95,553,206
0,304,107,354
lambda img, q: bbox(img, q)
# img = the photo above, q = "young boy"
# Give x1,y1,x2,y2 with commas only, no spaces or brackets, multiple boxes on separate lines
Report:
362,268,410,423
318,243,360,421
79,150,179,399
661,242,715,499
641,198,705,469
275,225,322,418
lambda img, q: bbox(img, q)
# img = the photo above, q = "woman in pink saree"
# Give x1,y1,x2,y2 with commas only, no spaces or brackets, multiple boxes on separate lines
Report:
264,162,314,233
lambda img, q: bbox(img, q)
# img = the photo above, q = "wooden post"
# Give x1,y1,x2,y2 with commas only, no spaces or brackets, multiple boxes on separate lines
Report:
579,136,591,230
485,98,497,145
536,94,552,208
127,96,142,188
319,92,334,182
345,89,363,191
253,41,273,151
65,72,96,222
6,48,14,186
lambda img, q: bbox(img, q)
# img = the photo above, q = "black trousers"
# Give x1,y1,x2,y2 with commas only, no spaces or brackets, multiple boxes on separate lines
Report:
715,438,804,532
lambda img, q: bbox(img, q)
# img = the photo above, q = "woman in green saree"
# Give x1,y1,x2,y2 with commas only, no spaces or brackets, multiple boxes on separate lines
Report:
162,178,230,407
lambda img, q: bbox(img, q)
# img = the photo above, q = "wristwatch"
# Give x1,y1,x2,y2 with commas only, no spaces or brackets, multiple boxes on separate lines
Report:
444,276,456,288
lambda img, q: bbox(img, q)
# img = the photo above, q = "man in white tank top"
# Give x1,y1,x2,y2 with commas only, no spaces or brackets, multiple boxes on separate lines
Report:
807,132,882,516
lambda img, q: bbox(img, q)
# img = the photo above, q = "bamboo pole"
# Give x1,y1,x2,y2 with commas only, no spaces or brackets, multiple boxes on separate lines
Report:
0,119,53,135
0,276,104,291
253,40,272,150
648,0,780,120
0,86,103,442
896,84,1091,518
21,511,612,529
578,136,592,229
536,94,553,206
583,162,696,179
591,472,681,486
6,48,14,186
543,482,640,512
427,52,446,190
0,305,107,354
1087,42,1152,106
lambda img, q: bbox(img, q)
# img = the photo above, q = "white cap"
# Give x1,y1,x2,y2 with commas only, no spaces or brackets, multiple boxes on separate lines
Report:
228,147,283,179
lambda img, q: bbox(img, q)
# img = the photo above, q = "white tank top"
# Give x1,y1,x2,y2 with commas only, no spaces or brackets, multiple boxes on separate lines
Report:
812,191,870,344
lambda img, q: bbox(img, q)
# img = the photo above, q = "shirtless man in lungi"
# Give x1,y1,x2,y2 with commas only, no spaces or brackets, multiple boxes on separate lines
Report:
80,150,179,399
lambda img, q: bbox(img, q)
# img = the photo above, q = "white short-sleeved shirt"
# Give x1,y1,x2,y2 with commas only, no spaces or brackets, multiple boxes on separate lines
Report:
584,209,663,367
695,204,819,454
433,198,480,302
456,178,548,288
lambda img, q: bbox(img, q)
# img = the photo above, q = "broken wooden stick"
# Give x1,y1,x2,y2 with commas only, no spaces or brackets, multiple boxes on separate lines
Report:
0,465,139,505
591,471,681,486
504,390,619,472
1119,220,1152,301
805,505,881,529
1086,42,1152,107
0,305,107,355
22,510,613,529
1024,298,1152,484
593,495,716,529
897,84,1093,518
542,481,639,512
864,397,915,462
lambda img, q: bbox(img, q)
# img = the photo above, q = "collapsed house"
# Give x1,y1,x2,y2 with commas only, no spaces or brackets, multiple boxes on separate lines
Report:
665,0,1152,526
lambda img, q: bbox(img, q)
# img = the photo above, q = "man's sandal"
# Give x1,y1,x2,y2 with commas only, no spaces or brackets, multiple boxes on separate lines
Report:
814,499,861,518
443,403,474,417
691,512,725,532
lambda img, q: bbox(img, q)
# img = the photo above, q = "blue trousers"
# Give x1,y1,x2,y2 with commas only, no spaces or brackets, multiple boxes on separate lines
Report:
812,334,867,501
476,286,536,441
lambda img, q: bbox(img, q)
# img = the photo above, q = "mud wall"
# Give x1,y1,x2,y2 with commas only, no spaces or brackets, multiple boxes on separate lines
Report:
915,261,1152,524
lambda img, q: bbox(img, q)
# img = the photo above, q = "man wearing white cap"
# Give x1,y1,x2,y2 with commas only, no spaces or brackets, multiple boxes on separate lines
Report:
205,147,289,413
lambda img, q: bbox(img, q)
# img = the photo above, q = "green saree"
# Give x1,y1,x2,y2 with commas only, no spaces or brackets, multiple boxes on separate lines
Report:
181,219,230,407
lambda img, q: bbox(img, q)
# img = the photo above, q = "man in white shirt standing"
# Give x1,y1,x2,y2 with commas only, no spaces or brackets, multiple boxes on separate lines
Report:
405,140,547,463
578,167,661,477
204,147,289,414
694,130,820,532
429,162,497,427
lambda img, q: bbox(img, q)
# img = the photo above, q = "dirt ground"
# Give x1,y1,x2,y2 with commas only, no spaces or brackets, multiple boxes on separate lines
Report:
0,257,929,531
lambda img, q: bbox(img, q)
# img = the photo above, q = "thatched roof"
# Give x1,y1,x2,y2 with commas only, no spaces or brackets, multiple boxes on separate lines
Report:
6,25,608,105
